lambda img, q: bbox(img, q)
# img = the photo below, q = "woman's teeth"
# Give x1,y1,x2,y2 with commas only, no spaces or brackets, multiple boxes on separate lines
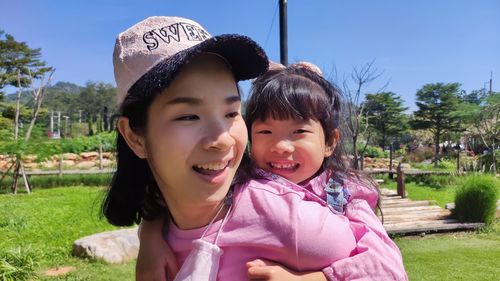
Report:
195,162,228,171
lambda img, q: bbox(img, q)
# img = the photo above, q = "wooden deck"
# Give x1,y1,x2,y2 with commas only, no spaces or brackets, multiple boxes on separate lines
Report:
378,188,484,236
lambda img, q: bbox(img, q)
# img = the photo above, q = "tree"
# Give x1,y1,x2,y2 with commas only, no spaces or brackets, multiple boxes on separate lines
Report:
0,30,52,93
78,82,116,136
411,83,462,166
363,92,408,149
337,60,387,169
0,30,54,193
22,69,55,141
459,91,499,172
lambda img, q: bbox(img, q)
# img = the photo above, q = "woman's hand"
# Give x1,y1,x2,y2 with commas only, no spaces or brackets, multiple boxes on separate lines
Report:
246,259,327,281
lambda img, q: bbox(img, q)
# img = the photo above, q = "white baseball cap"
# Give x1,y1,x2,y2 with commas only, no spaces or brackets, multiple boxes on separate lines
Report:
113,16,269,104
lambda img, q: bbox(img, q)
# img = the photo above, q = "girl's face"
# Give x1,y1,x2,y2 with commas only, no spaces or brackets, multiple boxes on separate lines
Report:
251,118,335,184
122,57,247,207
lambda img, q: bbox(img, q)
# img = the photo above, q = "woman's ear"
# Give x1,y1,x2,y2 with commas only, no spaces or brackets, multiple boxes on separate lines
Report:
324,129,339,158
117,117,147,159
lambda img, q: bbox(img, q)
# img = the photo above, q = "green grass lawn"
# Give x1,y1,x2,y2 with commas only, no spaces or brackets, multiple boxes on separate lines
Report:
381,180,456,207
0,187,134,280
1,184,499,280
394,224,500,281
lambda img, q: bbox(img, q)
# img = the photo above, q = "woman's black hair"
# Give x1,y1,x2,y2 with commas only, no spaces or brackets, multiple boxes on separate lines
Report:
101,78,168,226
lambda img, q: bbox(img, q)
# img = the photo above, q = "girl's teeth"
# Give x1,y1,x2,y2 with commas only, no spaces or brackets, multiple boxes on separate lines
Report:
270,163,297,169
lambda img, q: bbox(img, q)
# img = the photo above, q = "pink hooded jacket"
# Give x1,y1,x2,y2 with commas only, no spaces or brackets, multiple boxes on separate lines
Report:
167,170,408,281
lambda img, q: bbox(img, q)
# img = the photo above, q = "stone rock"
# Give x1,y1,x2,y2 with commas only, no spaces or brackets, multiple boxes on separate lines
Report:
40,160,56,169
0,160,11,170
62,160,76,167
72,228,139,264
22,154,37,163
80,152,99,160
22,162,38,169
62,153,79,161
101,152,114,159
75,161,95,169
44,266,76,277
400,163,412,169
100,158,114,167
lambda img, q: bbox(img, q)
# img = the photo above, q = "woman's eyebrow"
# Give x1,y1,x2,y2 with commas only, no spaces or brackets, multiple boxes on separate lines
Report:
165,97,202,106
165,95,240,107
225,95,241,104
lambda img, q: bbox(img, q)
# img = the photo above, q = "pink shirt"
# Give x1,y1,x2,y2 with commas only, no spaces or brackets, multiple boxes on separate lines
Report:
167,171,408,281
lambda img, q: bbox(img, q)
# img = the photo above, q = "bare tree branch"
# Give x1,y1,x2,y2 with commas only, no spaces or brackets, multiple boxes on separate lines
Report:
24,68,55,141
339,59,386,169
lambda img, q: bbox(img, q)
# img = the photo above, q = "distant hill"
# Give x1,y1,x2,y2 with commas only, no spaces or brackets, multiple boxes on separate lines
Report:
47,81,83,95
5,82,83,110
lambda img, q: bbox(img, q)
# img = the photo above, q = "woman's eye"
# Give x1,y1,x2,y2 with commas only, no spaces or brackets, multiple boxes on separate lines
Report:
256,130,272,134
175,115,199,121
226,112,240,118
294,129,309,134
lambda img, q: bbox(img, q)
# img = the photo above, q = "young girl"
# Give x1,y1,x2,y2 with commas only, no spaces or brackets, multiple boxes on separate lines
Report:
243,63,406,280
136,61,407,281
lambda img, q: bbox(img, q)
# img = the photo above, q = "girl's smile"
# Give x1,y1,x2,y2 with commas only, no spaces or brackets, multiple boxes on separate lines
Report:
251,118,334,184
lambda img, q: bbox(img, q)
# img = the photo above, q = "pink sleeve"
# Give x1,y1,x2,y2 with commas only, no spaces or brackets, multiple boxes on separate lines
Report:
322,199,408,281
345,179,379,211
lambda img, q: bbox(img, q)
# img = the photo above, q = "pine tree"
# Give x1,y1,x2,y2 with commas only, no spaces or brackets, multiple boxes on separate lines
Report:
411,83,462,166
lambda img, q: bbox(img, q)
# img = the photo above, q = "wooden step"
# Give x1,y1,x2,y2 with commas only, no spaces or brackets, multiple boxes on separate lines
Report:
385,221,484,235
381,200,435,208
381,197,407,203
383,218,459,228
377,188,487,236
382,210,451,223
381,205,441,215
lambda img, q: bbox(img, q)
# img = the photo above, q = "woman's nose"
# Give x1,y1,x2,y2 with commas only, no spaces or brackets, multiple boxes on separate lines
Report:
202,122,235,151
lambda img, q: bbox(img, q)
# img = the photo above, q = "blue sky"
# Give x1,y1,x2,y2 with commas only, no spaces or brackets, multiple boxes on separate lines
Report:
1,0,499,111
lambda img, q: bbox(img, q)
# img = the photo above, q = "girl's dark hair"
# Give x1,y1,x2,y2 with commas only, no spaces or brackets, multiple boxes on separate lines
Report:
238,65,379,206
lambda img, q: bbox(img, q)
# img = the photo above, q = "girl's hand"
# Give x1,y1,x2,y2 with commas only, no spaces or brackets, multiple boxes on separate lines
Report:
246,259,327,281
136,219,179,281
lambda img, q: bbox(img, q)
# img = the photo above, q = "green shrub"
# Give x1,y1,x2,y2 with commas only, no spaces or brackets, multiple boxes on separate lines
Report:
405,174,462,189
402,147,434,163
435,159,456,171
59,132,116,154
359,145,389,158
0,174,112,191
0,132,116,161
478,152,500,173
452,175,499,226
0,247,38,281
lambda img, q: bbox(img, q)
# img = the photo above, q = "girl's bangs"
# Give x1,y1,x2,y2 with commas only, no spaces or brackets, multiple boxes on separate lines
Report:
249,75,331,123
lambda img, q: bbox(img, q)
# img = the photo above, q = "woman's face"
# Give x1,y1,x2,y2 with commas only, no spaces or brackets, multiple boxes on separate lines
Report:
140,57,247,207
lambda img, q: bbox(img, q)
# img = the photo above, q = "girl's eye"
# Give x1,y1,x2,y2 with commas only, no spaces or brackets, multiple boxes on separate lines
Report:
294,129,309,134
226,112,240,118
174,115,199,121
256,130,272,134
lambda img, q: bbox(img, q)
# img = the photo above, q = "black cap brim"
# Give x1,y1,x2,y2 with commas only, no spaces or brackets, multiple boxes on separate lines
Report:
129,34,268,100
